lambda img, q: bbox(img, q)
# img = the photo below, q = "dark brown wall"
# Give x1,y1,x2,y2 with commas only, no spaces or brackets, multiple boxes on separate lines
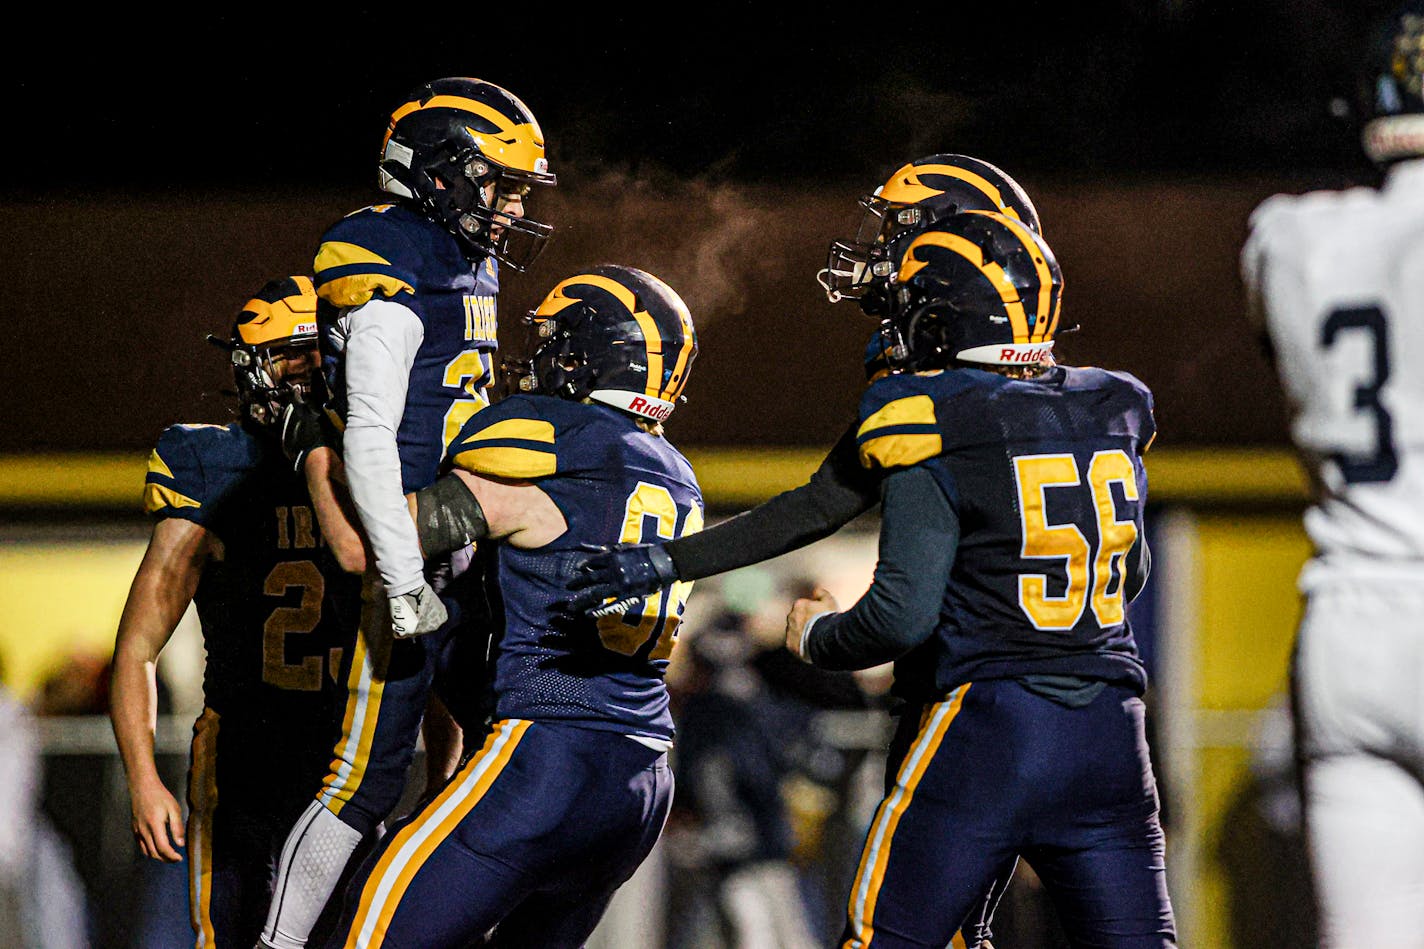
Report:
1,172,1303,454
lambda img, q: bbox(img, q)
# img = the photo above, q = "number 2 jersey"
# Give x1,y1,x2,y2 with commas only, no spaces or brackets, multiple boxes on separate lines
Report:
448,394,704,743
1242,158,1424,584
143,422,363,782
315,202,501,492
855,365,1155,701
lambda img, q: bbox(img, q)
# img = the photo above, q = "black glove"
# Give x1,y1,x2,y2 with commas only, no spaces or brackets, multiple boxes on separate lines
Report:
279,400,339,474
567,543,680,617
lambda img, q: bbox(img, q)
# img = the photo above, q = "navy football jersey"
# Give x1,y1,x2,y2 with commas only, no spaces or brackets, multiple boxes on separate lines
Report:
449,395,704,741
144,423,363,764
856,366,1156,700
314,203,501,492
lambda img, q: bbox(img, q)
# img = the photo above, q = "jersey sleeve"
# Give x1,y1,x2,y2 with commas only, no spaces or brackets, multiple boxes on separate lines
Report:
142,425,242,526
855,376,945,470
313,207,420,309
448,396,560,481
1114,371,1158,455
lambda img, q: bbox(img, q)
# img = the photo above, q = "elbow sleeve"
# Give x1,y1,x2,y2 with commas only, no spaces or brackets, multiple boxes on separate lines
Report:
414,475,489,559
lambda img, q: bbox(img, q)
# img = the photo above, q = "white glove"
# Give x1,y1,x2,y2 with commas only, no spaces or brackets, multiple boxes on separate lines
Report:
388,582,448,639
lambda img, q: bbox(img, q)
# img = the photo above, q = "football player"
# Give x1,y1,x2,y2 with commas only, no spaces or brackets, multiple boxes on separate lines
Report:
1241,6,1424,945
784,211,1175,947
568,153,1042,617
109,277,364,948
310,264,701,948
259,77,555,949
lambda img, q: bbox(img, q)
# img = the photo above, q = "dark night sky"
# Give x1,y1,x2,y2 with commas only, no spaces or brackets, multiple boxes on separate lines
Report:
6,1,1402,197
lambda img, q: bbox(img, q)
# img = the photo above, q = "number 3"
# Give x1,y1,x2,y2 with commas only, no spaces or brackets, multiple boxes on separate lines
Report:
1320,305,1397,484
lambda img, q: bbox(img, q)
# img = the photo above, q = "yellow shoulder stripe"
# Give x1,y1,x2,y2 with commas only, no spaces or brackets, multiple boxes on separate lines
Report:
858,395,937,437
857,395,942,470
315,241,393,273
859,434,943,470
451,447,557,480
146,448,174,481
461,417,556,446
144,483,201,514
317,274,415,309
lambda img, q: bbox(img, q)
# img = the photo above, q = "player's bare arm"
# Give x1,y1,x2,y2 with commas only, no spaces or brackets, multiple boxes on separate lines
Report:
302,445,369,574
109,517,210,862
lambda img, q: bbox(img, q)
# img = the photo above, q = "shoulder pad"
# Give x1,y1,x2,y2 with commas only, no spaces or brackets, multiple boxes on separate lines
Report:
449,396,558,480
144,423,248,519
314,207,420,308
856,375,945,470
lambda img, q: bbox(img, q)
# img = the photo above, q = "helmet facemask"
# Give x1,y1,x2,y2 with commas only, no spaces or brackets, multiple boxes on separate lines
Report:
380,136,553,271
226,340,324,427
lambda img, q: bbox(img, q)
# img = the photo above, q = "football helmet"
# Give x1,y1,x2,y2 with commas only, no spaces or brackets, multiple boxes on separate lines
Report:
818,154,1041,311
378,77,557,269
1360,5,1424,165
881,211,1063,372
513,265,697,423
212,275,322,426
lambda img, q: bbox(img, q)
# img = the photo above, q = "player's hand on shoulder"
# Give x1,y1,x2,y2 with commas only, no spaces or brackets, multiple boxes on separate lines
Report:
566,542,678,616
129,778,185,862
389,581,449,638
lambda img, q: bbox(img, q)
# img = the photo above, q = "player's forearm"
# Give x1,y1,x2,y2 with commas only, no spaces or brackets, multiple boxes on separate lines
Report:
805,467,958,670
109,522,205,785
109,650,165,788
665,423,879,580
305,447,369,574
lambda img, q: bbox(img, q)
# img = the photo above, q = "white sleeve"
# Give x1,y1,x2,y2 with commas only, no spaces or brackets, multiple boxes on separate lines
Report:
342,297,427,596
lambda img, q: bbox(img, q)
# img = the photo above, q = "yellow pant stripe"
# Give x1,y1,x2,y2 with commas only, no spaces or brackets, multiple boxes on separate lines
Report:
186,708,220,948
321,590,391,813
344,719,531,949
843,685,971,949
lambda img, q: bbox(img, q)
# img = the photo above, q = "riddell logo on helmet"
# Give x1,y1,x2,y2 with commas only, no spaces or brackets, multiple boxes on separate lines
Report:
628,396,673,422
1001,346,1050,363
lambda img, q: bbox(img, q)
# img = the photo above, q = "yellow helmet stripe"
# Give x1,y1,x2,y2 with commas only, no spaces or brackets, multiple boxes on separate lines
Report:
659,299,696,402
964,211,1056,341
385,94,546,173
898,232,1031,343
633,311,665,399
878,163,1024,225
532,277,588,320
558,274,665,398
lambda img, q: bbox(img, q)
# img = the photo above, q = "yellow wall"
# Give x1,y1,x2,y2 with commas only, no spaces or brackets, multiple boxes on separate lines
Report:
0,538,148,701
1175,511,1312,948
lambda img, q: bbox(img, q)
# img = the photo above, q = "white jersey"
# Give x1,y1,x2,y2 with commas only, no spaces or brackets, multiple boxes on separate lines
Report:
1242,158,1424,585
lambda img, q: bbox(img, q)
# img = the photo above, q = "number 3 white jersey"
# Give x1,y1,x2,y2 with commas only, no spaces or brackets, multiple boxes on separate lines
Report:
1242,158,1424,584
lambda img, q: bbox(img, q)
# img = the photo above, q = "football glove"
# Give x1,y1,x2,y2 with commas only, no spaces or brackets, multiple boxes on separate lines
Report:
389,581,449,639
567,542,679,617
279,399,340,474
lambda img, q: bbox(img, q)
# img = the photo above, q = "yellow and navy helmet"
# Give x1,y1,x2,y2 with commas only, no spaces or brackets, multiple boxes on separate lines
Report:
1360,5,1424,165
378,77,557,270
819,154,1041,313
882,211,1062,372
221,276,321,425
515,265,697,423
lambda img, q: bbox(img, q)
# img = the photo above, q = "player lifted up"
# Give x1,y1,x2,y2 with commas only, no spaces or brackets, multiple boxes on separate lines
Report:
260,78,556,949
